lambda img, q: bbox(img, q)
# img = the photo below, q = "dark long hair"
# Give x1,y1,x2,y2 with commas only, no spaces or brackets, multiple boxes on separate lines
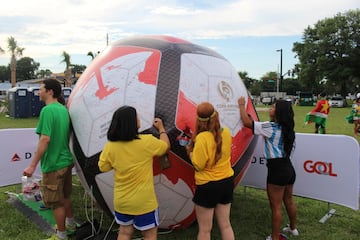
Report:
275,100,295,157
107,106,139,141
43,78,65,105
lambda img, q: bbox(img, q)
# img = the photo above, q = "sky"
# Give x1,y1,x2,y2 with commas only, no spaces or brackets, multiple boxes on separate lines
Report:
0,0,358,80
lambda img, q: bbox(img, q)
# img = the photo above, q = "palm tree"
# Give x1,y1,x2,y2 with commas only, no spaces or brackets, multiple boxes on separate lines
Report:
7,36,25,87
87,51,100,60
61,51,72,87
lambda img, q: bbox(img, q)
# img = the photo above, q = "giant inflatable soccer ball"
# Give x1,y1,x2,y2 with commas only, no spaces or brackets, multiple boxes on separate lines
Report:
68,35,259,229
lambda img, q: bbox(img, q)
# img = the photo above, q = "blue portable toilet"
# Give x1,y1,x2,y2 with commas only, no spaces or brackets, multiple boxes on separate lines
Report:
7,87,31,118
62,87,72,105
28,87,45,117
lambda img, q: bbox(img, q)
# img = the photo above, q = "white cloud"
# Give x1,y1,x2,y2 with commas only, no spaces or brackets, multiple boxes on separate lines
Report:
150,6,203,15
0,0,358,76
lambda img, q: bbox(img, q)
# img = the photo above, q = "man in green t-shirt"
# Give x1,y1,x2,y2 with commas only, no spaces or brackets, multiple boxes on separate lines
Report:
23,78,75,240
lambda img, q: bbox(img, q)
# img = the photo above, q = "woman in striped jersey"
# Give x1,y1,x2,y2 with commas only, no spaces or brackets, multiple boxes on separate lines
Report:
238,96,298,240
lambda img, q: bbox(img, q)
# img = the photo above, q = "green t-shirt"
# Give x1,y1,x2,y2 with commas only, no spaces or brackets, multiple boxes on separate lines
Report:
36,102,73,173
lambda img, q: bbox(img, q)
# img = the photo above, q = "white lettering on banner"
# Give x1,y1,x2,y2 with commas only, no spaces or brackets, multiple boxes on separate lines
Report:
241,133,360,210
0,128,42,187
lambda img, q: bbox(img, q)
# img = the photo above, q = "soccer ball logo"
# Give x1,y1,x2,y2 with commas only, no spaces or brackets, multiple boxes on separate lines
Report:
68,35,258,229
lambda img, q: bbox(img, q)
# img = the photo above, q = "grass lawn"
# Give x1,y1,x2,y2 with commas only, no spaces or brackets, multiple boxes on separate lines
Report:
0,105,359,240
256,104,356,137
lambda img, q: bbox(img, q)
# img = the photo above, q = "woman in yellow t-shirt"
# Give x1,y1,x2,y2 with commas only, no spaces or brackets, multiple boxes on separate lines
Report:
98,106,170,240
186,102,235,240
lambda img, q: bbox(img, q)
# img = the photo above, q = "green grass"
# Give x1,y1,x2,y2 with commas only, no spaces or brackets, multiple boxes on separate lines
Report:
0,106,359,240
0,114,39,129
256,104,355,137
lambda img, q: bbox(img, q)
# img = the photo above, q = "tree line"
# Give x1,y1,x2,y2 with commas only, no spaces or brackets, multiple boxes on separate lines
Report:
240,9,360,97
1,9,359,95
0,39,89,87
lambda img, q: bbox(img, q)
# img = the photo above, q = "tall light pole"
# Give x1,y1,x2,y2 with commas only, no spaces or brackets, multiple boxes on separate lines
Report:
276,48,283,92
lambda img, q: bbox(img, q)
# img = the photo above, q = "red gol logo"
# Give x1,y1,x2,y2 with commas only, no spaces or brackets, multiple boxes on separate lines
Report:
303,160,337,177
12,154,21,161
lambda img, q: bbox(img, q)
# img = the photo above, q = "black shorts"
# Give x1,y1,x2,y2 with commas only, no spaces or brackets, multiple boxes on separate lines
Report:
193,176,234,208
266,158,296,186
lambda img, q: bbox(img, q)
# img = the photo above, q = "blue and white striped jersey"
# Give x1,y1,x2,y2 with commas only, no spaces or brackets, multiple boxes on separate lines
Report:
253,121,284,159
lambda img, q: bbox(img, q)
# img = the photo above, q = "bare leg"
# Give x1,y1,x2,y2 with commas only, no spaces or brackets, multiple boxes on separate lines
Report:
63,166,73,220
214,203,234,240
118,225,134,240
354,120,359,136
53,206,66,232
195,204,214,240
142,227,158,240
283,185,297,230
64,197,73,219
267,184,285,240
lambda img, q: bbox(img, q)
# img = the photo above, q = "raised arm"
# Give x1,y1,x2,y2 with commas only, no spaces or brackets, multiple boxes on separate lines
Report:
153,118,170,152
238,96,253,129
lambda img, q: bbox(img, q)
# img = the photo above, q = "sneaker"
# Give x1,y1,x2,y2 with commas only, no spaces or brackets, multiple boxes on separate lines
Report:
66,222,77,236
54,223,77,236
282,224,299,236
265,233,288,240
280,234,288,240
44,234,67,240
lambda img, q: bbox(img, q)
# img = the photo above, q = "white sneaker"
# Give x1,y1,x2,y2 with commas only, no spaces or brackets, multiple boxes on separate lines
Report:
282,224,299,236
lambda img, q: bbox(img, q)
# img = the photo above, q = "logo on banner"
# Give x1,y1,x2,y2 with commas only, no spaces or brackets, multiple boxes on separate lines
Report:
12,154,21,161
11,152,32,162
218,81,233,102
304,160,337,177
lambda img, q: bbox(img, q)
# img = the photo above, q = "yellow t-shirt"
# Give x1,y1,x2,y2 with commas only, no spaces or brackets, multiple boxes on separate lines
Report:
191,127,234,185
98,134,168,215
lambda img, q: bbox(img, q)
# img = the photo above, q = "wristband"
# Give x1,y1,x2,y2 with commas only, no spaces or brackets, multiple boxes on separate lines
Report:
159,131,167,135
